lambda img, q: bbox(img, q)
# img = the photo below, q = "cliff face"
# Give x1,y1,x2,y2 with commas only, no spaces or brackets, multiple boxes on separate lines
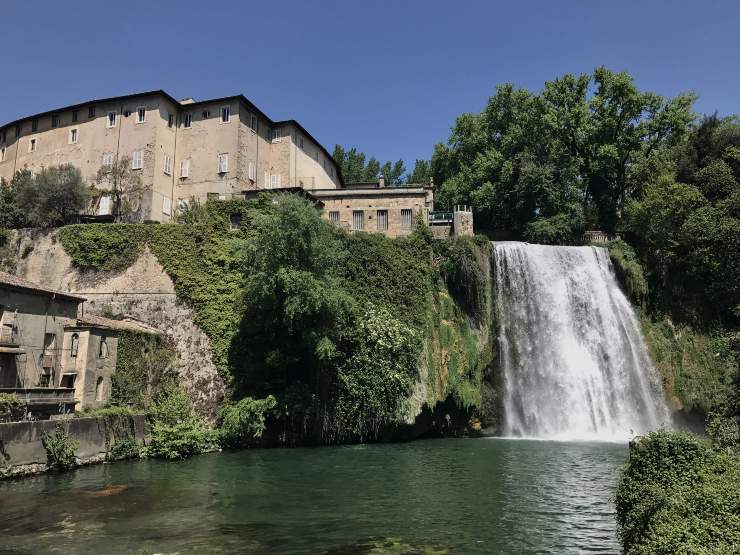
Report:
4,229,227,421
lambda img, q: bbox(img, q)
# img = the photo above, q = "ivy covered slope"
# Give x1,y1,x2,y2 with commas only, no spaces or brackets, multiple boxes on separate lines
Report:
58,195,496,443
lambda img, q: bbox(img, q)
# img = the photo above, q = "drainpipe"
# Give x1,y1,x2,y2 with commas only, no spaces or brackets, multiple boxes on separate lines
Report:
114,102,124,222
168,101,178,221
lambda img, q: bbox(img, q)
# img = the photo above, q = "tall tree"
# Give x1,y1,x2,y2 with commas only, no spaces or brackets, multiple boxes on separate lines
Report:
14,165,89,227
94,156,150,222
333,145,407,184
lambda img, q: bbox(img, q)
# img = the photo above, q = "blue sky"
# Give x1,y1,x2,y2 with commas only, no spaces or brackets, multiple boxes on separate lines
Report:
3,1,739,170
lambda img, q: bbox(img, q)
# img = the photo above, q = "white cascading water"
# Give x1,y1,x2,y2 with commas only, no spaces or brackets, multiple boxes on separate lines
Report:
494,242,671,441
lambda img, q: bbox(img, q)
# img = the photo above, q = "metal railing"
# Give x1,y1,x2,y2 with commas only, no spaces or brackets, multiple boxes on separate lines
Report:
428,211,453,223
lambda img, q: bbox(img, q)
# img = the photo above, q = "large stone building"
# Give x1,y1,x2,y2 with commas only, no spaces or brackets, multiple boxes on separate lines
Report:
0,89,475,236
0,90,342,222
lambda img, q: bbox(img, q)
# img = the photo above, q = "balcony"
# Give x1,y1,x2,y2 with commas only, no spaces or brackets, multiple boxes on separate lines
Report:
0,387,77,417
428,211,453,224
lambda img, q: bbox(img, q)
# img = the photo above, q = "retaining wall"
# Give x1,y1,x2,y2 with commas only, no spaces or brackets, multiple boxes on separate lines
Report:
0,415,147,478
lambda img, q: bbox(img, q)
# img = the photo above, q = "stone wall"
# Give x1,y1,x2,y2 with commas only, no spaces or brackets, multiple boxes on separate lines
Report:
0,415,147,478
7,229,227,421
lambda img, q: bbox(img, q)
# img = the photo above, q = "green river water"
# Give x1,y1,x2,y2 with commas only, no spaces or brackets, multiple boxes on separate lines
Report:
0,438,627,554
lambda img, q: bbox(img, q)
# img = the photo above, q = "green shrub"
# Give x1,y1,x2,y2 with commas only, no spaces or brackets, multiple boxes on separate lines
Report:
59,224,149,271
0,392,23,422
108,437,140,461
145,388,215,459
616,431,740,554
608,239,648,303
218,395,277,448
42,424,78,470
0,228,8,247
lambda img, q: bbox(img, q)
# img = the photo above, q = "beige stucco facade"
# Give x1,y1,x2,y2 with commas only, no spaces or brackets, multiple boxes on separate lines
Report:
0,90,341,222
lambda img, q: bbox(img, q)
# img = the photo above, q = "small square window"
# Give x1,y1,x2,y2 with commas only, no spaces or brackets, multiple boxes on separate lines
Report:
107,111,117,128
88,106,96,118
202,110,210,119
220,106,230,123
167,113,174,128
72,110,78,123
51,114,59,128
137,107,146,123
183,113,192,128
250,115,257,131
32,119,38,132
15,125,20,138
29,138,37,152
70,129,78,144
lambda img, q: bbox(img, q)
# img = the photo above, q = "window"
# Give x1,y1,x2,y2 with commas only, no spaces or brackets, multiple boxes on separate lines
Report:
15,125,20,138
163,154,172,175
377,210,388,231
329,211,339,224
180,159,190,178
250,114,257,131
167,113,174,128
107,111,117,128
102,152,114,166
162,196,172,216
70,333,79,357
330,167,334,177
72,110,78,123
51,114,59,128
202,110,210,119
60,373,76,388
70,128,78,144
229,213,241,230
183,113,192,128
217,153,228,173
207,192,220,201
132,150,143,170
88,106,96,118
95,377,104,401
98,195,111,215
0,147,5,162
99,337,108,358
136,107,146,123
352,210,364,231
271,128,282,142
248,162,256,181
1,129,6,142
32,119,38,132
29,138,37,152
220,106,230,123
270,174,281,188
298,136,304,149
401,209,413,230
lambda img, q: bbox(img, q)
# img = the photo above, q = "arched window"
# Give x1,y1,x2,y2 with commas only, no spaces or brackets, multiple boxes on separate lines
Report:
99,337,108,359
95,377,104,401
70,333,79,358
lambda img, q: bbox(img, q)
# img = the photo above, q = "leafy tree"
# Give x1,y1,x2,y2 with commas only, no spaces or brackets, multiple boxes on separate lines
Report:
431,67,695,236
406,159,432,185
94,156,150,222
14,165,89,227
145,387,215,459
0,177,27,228
333,145,406,184
174,196,210,224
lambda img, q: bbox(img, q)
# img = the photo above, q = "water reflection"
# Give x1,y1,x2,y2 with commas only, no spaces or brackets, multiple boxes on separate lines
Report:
0,438,626,554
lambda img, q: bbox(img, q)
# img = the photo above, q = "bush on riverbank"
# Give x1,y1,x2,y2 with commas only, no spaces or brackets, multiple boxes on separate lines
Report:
616,431,740,554
42,424,78,471
145,388,216,459
218,395,277,447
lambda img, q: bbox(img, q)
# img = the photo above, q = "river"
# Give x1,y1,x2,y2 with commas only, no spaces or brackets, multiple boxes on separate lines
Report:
0,438,626,554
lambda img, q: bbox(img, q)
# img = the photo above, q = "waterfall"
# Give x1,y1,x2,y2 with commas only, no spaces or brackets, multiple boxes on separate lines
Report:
493,242,671,441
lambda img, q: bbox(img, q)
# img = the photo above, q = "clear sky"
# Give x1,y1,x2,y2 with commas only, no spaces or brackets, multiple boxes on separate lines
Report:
3,1,739,170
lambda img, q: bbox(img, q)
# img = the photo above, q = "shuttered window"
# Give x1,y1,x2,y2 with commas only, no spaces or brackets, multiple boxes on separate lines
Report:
180,159,190,178
218,153,228,173
164,154,172,175
248,162,256,181
401,209,413,229
132,150,143,170
270,174,281,188
377,210,388,231
162,196,172,216
98,195,111,216
352,210,364,231
329,211,339,224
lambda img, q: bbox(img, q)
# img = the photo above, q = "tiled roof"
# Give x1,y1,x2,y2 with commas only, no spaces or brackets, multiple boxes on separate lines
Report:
74,313,161,335
0,271,86,302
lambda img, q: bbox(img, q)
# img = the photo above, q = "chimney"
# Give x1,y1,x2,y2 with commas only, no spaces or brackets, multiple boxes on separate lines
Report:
378,175,385,188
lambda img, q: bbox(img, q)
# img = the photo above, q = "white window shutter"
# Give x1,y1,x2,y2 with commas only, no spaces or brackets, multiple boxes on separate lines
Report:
98,195,111,216
162,197,172,216
180,159,189,178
